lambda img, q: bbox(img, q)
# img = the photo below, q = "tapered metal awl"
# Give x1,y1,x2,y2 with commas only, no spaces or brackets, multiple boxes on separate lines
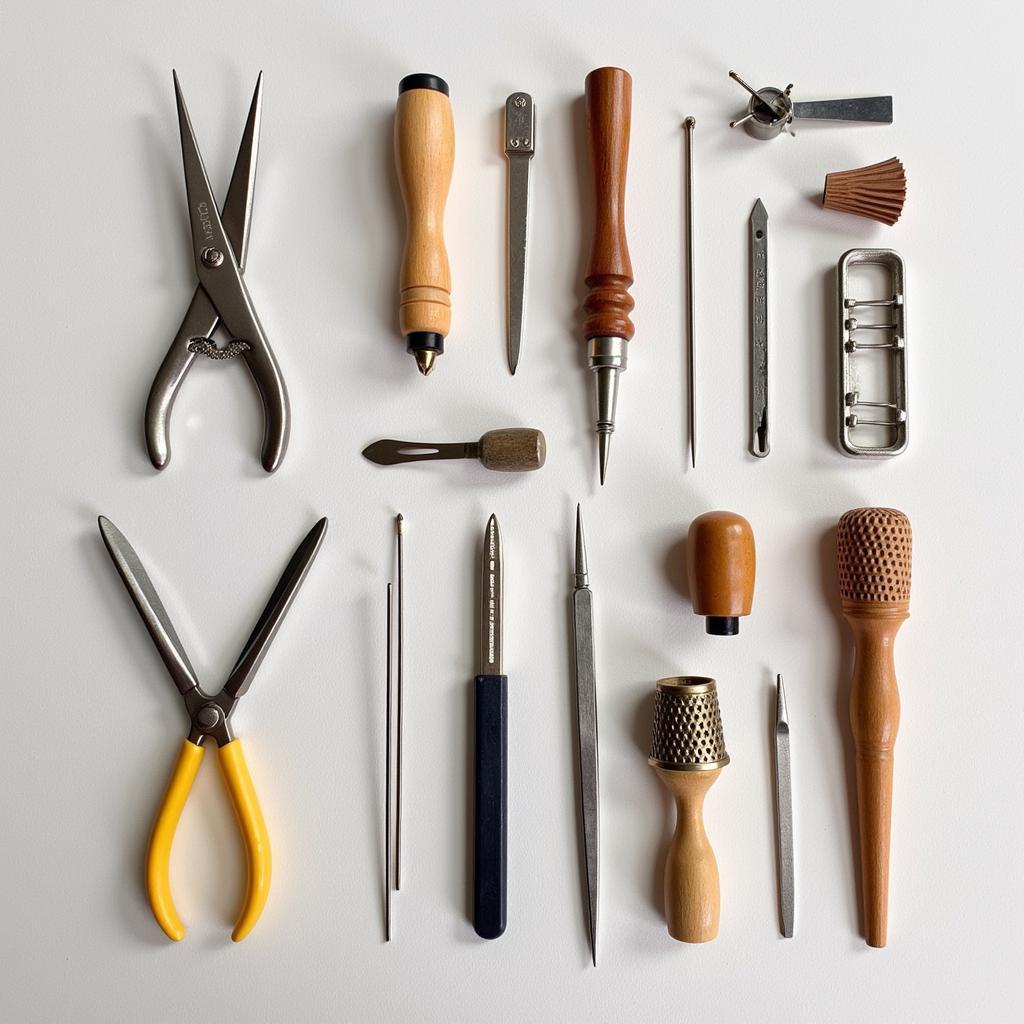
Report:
750,199,769,458
774,674,794,937
505,93,534,375
572,505,600,965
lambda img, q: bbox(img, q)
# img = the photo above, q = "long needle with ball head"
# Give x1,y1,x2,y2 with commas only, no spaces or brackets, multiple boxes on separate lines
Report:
583,68,636,485
571,505,600,965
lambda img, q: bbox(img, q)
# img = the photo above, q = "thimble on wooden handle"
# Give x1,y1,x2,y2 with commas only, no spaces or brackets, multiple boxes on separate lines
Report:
649,676,730,942
837,507,912,948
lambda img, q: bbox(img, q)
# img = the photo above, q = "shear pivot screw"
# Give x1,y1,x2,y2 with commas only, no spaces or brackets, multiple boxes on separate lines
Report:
197,706,220,729
201,246,224,268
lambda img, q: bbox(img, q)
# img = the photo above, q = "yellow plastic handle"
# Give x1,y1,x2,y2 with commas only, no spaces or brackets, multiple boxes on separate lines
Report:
217,739,271,941
147,739,204,941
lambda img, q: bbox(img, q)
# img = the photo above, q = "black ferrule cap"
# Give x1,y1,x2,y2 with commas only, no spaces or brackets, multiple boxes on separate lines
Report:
406,331,445,355
706,616,739,637
399,74,449,96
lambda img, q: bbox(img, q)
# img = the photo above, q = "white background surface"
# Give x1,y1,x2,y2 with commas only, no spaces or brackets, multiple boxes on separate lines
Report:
3,1,1023,1021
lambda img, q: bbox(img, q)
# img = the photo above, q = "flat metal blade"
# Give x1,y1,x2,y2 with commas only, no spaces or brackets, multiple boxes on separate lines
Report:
792,96,892,123
222,73,263,271
98,516,199,696
775,674,794,937
750,199,769,457
223,517,328,699
572,506,599,965
480,515,502,676
504,93,534,375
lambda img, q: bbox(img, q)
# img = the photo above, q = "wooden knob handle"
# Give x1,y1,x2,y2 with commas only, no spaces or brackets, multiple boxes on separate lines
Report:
686,511,756,634
653,767,722,942
583,67,634,341
478,428,546,472
395,77,453,344
845,610,905,947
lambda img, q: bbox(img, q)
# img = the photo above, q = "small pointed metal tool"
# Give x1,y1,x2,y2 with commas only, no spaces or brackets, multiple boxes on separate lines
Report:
729,69,893,141
505,93,534,375
385,582,394,942
683,117,696,469
362,428,546,473
774,674,794,938
572,505,600,965
750,199,769,458
395,515,405,891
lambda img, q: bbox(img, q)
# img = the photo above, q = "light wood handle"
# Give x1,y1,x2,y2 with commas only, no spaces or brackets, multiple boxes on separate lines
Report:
653,767,721,942
687,511,756,634
478,428,546,472
844,606,905,947
583,67,634,341
395,79,453,342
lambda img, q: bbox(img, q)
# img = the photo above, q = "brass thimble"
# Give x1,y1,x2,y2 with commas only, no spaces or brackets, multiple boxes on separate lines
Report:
648,676,730,772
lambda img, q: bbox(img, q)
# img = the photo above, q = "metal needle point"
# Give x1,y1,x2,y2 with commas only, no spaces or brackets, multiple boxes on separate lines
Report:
573,504,600,964
385,582,393,941
395,514,405,890
775,673,794,938
683,116,696,469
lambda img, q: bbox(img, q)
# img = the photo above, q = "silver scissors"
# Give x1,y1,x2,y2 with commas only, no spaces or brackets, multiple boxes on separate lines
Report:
145,71,290,473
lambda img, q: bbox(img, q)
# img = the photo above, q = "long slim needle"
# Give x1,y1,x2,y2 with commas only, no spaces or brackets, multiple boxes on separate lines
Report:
775,673,794,937
683,117,696,469
385,582,393,941
395,514,405,890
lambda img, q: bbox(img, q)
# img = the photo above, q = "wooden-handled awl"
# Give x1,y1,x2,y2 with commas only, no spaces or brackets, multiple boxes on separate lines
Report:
584,67,635,485
395,74,454,376
649,677,730,942
836,507,912,947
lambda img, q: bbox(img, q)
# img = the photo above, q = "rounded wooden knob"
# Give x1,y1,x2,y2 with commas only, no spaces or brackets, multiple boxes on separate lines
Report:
478,428,546,472
686,511,756,635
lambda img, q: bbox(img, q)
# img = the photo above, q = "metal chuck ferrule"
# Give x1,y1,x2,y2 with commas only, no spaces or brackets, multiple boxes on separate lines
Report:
589,336,628,485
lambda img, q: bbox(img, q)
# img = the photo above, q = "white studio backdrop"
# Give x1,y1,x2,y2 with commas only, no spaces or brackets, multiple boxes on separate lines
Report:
2,1,1023,1022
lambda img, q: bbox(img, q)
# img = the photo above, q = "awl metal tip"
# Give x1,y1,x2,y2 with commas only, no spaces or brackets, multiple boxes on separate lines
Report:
414,350,437,376
597,433,610,486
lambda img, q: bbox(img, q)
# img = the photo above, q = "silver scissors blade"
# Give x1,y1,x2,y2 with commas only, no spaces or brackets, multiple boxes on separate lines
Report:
504,93,534,375
98,516,199,696
572,505,599,965
145,74,264,471
775,673,794,936
223,517,329,699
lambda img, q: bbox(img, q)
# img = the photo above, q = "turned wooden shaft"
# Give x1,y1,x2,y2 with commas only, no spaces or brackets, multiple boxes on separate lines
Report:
477,428,546,472
844,605,906,947
583,67,635,341
395,79,453,340
653,768,721,943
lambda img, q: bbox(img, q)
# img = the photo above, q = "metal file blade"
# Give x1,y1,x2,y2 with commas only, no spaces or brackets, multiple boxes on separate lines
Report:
775,674,794,937
504,93,535,375
750,199,770,457
481,514,503,675
572,505,599,965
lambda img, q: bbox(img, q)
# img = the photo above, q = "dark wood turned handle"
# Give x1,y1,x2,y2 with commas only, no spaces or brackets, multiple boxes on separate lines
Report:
584,67,634,342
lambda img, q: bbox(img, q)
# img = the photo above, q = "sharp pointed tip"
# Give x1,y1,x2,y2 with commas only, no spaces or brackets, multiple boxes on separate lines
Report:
597,433,610,485
414,350,436,376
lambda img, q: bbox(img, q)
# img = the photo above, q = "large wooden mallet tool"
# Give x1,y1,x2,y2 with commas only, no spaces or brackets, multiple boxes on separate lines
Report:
836,507,912,947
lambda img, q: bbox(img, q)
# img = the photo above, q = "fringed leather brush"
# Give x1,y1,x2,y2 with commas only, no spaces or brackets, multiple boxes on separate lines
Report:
823,157,906,226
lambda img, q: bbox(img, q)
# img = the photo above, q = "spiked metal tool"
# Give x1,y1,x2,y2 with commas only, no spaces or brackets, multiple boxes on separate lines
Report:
571,505,600,965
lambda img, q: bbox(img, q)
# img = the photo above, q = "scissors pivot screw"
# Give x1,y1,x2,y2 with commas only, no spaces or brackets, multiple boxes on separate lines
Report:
200,246,224,268
197,705,221,728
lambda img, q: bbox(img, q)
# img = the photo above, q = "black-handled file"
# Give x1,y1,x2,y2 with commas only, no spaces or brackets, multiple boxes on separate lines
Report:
474,673,507,939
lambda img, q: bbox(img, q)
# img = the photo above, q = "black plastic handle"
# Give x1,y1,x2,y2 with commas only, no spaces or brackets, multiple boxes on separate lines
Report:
474,674,507,939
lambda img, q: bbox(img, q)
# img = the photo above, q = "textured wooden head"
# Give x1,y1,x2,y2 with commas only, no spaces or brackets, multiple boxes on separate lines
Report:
823,157,906,226
837,507,912,606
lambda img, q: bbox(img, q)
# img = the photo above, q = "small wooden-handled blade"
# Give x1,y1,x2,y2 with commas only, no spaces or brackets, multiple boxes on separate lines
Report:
395,75,454,376
361,428,546,472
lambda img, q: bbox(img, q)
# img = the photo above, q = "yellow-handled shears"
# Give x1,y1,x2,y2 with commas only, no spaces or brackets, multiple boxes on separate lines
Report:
98,515,327,941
